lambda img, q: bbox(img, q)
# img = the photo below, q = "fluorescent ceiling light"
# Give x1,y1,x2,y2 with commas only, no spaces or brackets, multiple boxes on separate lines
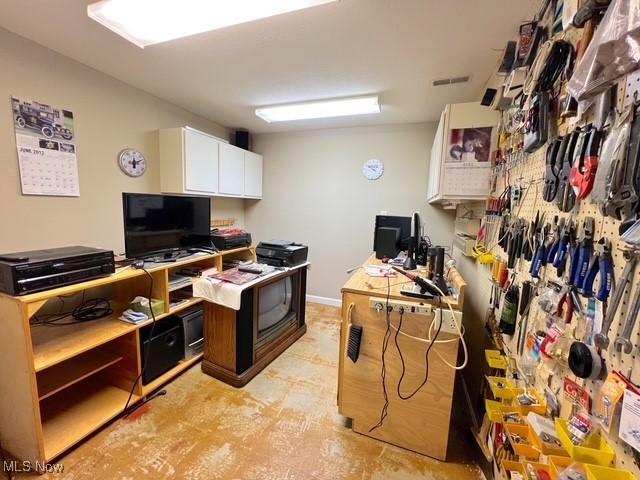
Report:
87,0,337,48
255,96,381,123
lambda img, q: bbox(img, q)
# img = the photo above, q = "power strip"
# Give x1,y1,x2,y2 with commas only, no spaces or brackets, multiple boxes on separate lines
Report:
433,308,463,335
368,297,432,315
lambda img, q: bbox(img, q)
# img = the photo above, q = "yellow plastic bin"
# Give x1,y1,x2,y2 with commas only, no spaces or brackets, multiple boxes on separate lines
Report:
487,376,521,400
485,349,508,370
555,419,615,466
549,455,583,480
501,460,525,478
512,388,547,416
505,424,540,460
522,461,551,480
529,425,568,457
585,464,638,480
485,399,523,424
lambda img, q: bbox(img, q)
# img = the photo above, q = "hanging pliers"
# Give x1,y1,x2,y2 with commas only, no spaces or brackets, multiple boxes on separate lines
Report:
547,216,565,264
581,237,614,301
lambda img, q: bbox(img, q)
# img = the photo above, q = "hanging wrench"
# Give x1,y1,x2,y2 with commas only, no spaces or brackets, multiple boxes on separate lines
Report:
615,283,640,354
594,251,637,350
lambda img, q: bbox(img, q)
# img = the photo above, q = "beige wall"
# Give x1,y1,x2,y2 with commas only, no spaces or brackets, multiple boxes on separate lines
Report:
248,123,455,299
0,28,244,255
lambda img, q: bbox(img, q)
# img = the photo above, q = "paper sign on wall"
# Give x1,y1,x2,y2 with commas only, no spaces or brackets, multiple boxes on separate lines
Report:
442,127,493,196
11,96,79,197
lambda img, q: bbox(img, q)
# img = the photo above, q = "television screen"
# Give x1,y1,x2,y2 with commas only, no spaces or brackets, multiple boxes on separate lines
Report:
258,276,294,333
122,193,211,258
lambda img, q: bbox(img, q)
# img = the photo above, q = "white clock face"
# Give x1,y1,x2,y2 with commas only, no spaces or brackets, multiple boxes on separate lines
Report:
118,149,147,177
363,158,384,180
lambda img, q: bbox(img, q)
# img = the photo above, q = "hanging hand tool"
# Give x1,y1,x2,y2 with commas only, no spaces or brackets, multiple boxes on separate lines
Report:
620,103,640,234
594,251,637,349
517,281,534,355
546,216,564,264
606,103,640,221
523,211,543,261
530,224,550,279
553,218,575,277
570,127,602,200
574,217,595,289
499,284,520,336
543,138,563,202
581,238,613,301
557,288,574,324
614,283,640,355
557,129,581,212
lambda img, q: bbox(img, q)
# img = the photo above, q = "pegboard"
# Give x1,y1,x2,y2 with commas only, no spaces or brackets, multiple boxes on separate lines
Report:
483,39,640,477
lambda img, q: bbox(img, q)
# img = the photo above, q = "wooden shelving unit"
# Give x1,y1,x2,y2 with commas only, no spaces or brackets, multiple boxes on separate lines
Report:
0,247,255,465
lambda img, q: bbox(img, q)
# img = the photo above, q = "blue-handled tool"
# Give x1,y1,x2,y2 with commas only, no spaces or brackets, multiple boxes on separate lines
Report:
553,218,573,274
546,216,564,264
568,242,581,286
575,217,595,290
530,224,550,279
581,238,613,301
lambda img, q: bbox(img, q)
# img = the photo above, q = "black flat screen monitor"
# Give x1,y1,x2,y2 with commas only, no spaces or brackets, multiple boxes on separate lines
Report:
373,215,412,252
123,193,211,258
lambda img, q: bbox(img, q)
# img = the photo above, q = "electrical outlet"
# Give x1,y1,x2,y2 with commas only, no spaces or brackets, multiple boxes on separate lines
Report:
433,308,462,334
368,297,432,315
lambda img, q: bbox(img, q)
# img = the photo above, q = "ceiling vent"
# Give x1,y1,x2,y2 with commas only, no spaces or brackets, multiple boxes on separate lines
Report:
432,76,471,86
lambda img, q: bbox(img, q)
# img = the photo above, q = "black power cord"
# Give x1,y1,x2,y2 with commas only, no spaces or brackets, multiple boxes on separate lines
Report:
122,265,161,416
369,275,393,433
395,297,443,400
31,290,113,326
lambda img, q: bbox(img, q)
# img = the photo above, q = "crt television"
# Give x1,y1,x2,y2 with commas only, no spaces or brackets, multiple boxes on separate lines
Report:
122,193,211,258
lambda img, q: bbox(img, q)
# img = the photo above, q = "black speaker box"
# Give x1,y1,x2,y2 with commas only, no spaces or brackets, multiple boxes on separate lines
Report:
140,317,185,384
235,130,251,150
375,227,400,259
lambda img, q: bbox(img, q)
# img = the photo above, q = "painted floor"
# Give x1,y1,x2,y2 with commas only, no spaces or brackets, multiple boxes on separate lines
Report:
30,303,482,479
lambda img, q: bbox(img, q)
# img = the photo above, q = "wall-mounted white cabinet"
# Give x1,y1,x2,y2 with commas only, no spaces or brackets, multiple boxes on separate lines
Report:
426,102,498,206
159,127,262,199
244,151,263,198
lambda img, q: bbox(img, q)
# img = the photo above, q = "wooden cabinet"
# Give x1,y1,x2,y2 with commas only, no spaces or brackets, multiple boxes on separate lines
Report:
160,127,263,199
244,150,263,198
218,142,245,196
426,102,499,206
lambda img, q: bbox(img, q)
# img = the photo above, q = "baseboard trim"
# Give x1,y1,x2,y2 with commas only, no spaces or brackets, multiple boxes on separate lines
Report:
306,295,342,307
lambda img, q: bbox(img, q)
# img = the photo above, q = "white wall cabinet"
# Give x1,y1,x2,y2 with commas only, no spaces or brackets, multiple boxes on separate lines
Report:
426,102,498,206
218,142,245,196
244,151,263,198
160,127,262,199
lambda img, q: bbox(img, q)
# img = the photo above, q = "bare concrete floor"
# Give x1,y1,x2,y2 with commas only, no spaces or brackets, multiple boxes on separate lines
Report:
31,303,482,479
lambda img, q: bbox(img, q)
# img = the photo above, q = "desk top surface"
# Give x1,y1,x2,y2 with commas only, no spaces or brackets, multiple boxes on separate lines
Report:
341,254,465,310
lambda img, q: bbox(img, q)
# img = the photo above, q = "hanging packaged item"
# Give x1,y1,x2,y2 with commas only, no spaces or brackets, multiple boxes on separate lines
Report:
499,284,520,336
593,372,626,432
568,0,640,100
524,92,550,153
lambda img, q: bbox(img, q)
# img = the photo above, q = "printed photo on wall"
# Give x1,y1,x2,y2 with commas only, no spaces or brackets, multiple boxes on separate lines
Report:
11,95,80,197
446,127,493,163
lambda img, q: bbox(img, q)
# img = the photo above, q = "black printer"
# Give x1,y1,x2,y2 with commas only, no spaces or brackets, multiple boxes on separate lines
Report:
256,240,308,267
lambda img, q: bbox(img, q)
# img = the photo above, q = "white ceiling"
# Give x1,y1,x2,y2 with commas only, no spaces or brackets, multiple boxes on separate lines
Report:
0,0,539,133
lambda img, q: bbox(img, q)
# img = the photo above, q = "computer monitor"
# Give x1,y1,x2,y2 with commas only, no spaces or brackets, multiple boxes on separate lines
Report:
373,215,412,253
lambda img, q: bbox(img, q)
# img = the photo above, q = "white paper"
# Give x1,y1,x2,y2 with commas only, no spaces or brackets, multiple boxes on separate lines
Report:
11,96,79,197
619,388,640,451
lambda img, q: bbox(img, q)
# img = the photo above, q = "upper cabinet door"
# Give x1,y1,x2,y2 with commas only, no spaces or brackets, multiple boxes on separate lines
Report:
184,129,219,194
244,151,263,198
219,143,245,196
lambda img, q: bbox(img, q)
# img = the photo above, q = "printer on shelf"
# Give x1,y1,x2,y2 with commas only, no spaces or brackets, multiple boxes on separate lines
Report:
256,240,308,267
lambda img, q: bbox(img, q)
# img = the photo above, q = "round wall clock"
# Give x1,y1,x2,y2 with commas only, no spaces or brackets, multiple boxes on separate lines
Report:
363,158,384,180
118,148,147,177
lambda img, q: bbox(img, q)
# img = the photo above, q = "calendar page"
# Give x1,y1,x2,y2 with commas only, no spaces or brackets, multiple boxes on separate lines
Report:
442,126,493,197
11,96,79,197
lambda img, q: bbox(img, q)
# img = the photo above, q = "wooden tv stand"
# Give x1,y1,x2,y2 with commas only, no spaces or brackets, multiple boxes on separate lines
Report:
0,247,255,465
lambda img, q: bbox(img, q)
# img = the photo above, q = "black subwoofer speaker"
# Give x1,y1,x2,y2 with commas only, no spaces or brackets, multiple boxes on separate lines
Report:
235,130,251,150
140,317,185,384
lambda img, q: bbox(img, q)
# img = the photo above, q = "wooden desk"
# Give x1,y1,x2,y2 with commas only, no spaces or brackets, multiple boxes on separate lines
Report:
337,255,466,461
0,247,254,464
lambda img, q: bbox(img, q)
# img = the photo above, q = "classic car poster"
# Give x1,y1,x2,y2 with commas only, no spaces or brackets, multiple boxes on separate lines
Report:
11,96,79,196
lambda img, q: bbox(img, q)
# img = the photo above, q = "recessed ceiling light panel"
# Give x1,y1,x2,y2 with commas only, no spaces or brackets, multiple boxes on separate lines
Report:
255,96,381,123
87,0,337,48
